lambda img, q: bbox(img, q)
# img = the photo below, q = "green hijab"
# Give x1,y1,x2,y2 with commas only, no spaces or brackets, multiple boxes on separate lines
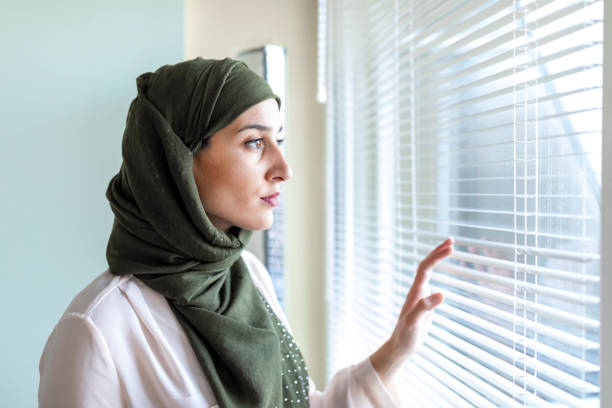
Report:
105,57,310,407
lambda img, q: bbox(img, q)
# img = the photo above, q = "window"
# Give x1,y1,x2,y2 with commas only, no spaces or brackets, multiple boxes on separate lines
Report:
323,0,603,406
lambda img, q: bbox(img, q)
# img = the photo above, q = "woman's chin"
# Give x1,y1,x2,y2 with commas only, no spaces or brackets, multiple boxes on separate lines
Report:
242,214,274,231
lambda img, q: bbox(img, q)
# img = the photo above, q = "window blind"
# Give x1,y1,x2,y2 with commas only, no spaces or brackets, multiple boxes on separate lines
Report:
324,0,603,406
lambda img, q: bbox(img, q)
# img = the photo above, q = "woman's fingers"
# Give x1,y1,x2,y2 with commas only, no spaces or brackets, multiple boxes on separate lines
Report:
413,237,454,288
433,236,454,253
401,238,453,314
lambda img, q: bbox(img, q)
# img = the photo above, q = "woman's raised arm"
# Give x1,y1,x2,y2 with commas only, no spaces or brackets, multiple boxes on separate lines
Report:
370,237,454,389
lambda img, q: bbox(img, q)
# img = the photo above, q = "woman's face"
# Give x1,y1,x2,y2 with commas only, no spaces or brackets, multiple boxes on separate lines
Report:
193,98,292,232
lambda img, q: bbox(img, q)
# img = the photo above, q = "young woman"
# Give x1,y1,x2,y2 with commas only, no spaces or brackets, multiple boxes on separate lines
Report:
38,57,453,408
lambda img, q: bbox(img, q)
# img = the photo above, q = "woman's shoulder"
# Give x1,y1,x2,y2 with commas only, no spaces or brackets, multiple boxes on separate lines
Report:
43,271,156,360
51,270,160,338
60,270,134,318
57,269,189,345
41,270,216,406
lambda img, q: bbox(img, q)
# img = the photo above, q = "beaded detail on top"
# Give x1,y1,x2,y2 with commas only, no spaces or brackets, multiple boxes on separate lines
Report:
259,293,311,407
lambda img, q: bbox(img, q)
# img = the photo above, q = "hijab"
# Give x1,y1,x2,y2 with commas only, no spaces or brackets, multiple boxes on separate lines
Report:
105,57,310,407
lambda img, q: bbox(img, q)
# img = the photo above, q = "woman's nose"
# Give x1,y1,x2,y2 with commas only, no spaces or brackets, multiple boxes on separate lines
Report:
268,144,292,182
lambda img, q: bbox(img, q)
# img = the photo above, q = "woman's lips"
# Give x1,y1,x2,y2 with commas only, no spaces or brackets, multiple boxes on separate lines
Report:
261,192,280,207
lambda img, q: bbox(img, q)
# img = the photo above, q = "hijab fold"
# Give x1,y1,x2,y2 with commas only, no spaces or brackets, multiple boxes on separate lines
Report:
105,57,310,407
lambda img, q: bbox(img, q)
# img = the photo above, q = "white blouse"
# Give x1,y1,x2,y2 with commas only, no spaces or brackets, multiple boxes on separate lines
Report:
38,250,402,407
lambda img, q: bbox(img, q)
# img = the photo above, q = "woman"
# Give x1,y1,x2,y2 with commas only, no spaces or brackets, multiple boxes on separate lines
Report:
38,57,453,407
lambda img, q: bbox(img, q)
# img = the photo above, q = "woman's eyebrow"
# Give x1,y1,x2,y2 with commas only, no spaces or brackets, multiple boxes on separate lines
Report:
237,124,284,133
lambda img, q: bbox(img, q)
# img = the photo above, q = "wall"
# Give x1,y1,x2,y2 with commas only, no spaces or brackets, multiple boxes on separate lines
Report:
0,1,183,405
185,0,328,387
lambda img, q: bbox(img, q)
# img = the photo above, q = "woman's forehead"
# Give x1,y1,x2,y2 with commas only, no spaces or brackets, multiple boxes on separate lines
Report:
237,123,284,134
231,99,282,131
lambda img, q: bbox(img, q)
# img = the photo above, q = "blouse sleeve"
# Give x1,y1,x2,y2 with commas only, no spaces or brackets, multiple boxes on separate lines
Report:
243,251,404,408
306,357,403,408
38,313,123,408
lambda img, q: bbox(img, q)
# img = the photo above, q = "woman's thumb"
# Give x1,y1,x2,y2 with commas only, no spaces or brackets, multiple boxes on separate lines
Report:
422,292,444,310
406,292,444,326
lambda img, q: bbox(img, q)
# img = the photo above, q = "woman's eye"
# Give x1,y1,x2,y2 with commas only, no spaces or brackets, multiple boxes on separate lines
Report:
246,138,264,149
246,138,286,149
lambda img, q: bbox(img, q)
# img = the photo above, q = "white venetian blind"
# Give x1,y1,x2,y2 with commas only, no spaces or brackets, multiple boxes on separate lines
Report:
324,0,603,406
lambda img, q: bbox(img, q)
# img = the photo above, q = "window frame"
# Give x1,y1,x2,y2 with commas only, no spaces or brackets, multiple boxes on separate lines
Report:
598,1,611,406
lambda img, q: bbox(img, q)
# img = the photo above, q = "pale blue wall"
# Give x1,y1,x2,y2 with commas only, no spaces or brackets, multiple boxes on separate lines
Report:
0,1,184,405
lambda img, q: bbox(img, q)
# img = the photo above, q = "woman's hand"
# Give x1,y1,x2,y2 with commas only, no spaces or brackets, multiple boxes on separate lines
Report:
369,237,454,387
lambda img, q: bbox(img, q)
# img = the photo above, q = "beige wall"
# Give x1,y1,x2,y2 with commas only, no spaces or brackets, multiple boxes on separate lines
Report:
185,0,327,386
